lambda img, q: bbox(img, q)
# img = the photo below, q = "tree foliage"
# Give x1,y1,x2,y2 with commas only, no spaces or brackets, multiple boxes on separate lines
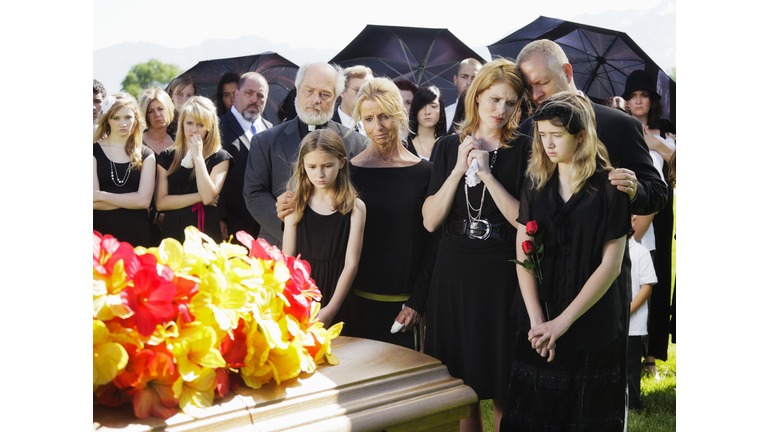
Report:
668,67,676,82
121,59,181,99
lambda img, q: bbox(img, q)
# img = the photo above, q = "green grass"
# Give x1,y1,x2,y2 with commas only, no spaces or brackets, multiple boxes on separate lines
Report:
480,342,676,431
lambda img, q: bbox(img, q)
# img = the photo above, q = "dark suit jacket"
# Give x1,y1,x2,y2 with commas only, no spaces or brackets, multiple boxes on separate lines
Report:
218,110,273,239
243,118,370,246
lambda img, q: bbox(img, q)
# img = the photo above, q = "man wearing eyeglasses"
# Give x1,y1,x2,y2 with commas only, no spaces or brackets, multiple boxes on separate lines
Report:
332,65,373,135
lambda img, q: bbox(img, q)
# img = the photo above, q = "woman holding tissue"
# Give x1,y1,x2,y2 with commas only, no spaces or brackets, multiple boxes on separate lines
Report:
155,96,231,243
422,58,527,432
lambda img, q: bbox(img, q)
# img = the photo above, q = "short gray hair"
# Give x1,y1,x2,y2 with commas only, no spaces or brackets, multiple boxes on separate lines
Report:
294,62,345,99
516,39,569,73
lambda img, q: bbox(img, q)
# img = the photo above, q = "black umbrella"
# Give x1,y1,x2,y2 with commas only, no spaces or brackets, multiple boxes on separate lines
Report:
488,16,675,124
179,52,299,125
330,25,485,104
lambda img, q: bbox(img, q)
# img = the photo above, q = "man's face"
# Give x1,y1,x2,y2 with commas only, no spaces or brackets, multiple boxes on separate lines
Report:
93,92,104,124
235,77,268,122
339,76,371,116
519,52,571,107
454,63,481,96
295,65,337,125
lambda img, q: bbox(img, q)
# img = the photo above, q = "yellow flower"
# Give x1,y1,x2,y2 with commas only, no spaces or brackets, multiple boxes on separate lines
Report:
93,320,129,386
307,321,343,366
172,367,216,418
171,325,226,381
190,272,247,331
93,279,132,321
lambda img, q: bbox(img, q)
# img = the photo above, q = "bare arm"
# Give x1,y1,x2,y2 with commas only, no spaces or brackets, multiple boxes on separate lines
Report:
632,213,656,242
155,164,203,211
190,137,228,205
281,212,298,257
93,154,156,210
316,199,366,326
630,283,653,316
93,156,119,210
422,136,478,232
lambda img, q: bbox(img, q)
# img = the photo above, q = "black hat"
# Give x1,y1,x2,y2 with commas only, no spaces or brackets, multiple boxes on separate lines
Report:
622,70,660,100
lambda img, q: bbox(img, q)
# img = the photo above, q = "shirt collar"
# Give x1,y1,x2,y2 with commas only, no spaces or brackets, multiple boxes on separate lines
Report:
231,105,259,133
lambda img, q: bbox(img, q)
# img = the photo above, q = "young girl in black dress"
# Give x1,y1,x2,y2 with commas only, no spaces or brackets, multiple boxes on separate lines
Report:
502,92,632,431
155,96,231,243
282,129,366,330
93,93,156,247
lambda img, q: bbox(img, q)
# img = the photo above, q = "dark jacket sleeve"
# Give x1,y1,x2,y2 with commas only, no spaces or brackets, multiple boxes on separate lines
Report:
243,129,283,241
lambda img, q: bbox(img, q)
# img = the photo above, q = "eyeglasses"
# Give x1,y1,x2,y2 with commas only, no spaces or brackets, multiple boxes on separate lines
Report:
347,86,361,94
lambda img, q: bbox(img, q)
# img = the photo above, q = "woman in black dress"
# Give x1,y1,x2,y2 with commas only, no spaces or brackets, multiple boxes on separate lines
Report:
501,92,631,431
348,77,435,349
406,86,447,160
93,93,155,247
422,58,527,432
155,96,231,243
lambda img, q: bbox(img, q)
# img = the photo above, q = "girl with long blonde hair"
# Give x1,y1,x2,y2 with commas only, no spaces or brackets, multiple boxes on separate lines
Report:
155,96,231,243
282,129,366,329
93,93,156,247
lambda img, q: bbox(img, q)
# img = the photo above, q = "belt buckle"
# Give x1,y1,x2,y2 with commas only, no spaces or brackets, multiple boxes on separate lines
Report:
467,219,492,240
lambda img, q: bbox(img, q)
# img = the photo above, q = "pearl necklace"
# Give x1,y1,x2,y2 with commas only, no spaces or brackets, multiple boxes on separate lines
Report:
106,137,131,187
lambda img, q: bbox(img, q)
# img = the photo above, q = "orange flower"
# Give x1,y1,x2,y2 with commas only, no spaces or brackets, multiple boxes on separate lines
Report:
127,345,180,419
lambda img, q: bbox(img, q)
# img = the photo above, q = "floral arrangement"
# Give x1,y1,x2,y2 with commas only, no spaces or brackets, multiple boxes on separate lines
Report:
93,227,342,419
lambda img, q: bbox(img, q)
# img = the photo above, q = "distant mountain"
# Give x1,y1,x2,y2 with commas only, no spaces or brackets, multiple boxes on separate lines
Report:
93,35,338,97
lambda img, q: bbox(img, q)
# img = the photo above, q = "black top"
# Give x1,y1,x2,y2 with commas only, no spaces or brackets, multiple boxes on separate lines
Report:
349,159,435,314
93,143,154,247
156,148,232,243
515,169,632,351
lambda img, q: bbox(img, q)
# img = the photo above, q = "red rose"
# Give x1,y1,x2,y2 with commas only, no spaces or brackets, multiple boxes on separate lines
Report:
525,220,538,236
522,240,535,255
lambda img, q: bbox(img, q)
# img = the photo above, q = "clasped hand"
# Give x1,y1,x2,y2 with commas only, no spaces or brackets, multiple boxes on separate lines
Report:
189,135,204,160
528,317,570,362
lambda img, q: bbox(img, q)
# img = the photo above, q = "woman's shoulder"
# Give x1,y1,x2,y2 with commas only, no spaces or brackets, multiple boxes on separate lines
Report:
141,145,155,160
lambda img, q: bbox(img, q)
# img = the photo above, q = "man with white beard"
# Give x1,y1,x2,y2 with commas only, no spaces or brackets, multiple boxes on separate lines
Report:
243,62,369,246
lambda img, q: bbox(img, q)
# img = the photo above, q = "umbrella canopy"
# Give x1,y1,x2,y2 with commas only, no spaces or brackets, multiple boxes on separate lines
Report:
179,52,298,125
330,25,485,105
488,16,675,124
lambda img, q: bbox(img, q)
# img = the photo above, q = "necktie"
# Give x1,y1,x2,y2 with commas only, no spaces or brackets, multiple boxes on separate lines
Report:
250,123,257,135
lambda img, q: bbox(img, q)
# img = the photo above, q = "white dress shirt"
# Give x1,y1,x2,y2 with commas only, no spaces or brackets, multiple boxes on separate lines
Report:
231,105,267,143
445,99,458,129
337,106,366,136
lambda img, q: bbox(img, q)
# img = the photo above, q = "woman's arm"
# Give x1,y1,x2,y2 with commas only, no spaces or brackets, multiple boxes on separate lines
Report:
93,156,119,210
643,126,675,163
155,164,204,211
92,153,156,210
529,235,626,361
281,212,298,257
316,199,366,326
422,136,478,232
632,213,656,242
191,137,228,205
471,149,520,229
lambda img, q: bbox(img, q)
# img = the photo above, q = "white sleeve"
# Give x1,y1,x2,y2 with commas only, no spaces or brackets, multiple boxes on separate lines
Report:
638,250,658,285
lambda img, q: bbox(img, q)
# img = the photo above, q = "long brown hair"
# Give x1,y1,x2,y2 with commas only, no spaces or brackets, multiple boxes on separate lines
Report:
288,129,357,223
456,57,525,147
528,92,612,195
166,96,222,178
93,93,146,170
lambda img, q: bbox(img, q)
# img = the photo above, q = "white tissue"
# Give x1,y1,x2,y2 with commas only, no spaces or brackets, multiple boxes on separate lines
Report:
180,149,194,169
465,159,481,187
390,321,404,333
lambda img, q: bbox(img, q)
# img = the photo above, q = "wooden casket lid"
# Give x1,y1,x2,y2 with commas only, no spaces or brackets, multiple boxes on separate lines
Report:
94,336,478,431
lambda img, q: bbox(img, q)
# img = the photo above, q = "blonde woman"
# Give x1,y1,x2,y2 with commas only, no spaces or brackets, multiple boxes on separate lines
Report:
93,93,155,247
139,87,176,153
501,92,631,431
155,96,231,243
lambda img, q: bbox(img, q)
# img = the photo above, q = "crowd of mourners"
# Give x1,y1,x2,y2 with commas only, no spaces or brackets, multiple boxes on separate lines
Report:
93,38,676,432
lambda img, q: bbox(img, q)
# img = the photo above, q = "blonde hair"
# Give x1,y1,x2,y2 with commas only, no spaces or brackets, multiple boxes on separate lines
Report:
138,87,174,129
352,77,408,141
93,93,146,170
166,96,222,178
527,92,613,195
288,129,357,223
456,58,525,147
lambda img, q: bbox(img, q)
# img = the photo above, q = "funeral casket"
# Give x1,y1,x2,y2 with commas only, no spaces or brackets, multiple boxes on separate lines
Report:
93,336,478,431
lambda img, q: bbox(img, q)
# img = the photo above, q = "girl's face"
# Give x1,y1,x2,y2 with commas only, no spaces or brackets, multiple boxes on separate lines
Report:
147,99,168,128
537,119,584,165
628,90,650,118
108,106,135,138
475,82,518,132
183,115,208,141
173,84,195,109
417,97,440,129
303,149,344,190
222,82,237,112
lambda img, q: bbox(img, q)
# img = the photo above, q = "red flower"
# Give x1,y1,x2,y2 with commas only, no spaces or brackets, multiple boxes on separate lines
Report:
283,256,322,322
173,276,199,323
236,231,285,263
219,319,247,368
120,267,178,336
126,345,179,419
525,220,538,236
522,240,535,256
93,231,142,278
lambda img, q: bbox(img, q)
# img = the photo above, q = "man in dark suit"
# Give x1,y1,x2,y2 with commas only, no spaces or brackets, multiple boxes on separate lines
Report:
331,65,372,135
243,62,369,246
511,40,668,423
219,72,272,241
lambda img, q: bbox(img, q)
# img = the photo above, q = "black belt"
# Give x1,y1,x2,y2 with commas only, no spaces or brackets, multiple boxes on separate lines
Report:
447,218,513,242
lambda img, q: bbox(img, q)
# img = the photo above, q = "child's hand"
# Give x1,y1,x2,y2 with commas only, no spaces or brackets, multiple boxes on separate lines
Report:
316,306,337,328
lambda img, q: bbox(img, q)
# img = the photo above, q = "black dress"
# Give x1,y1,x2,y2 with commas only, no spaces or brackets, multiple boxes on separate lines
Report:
349,159,435,349
502,170,632,431
295,206,354,334
424,134,528,401
156,149,231,244
93,143,154,248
